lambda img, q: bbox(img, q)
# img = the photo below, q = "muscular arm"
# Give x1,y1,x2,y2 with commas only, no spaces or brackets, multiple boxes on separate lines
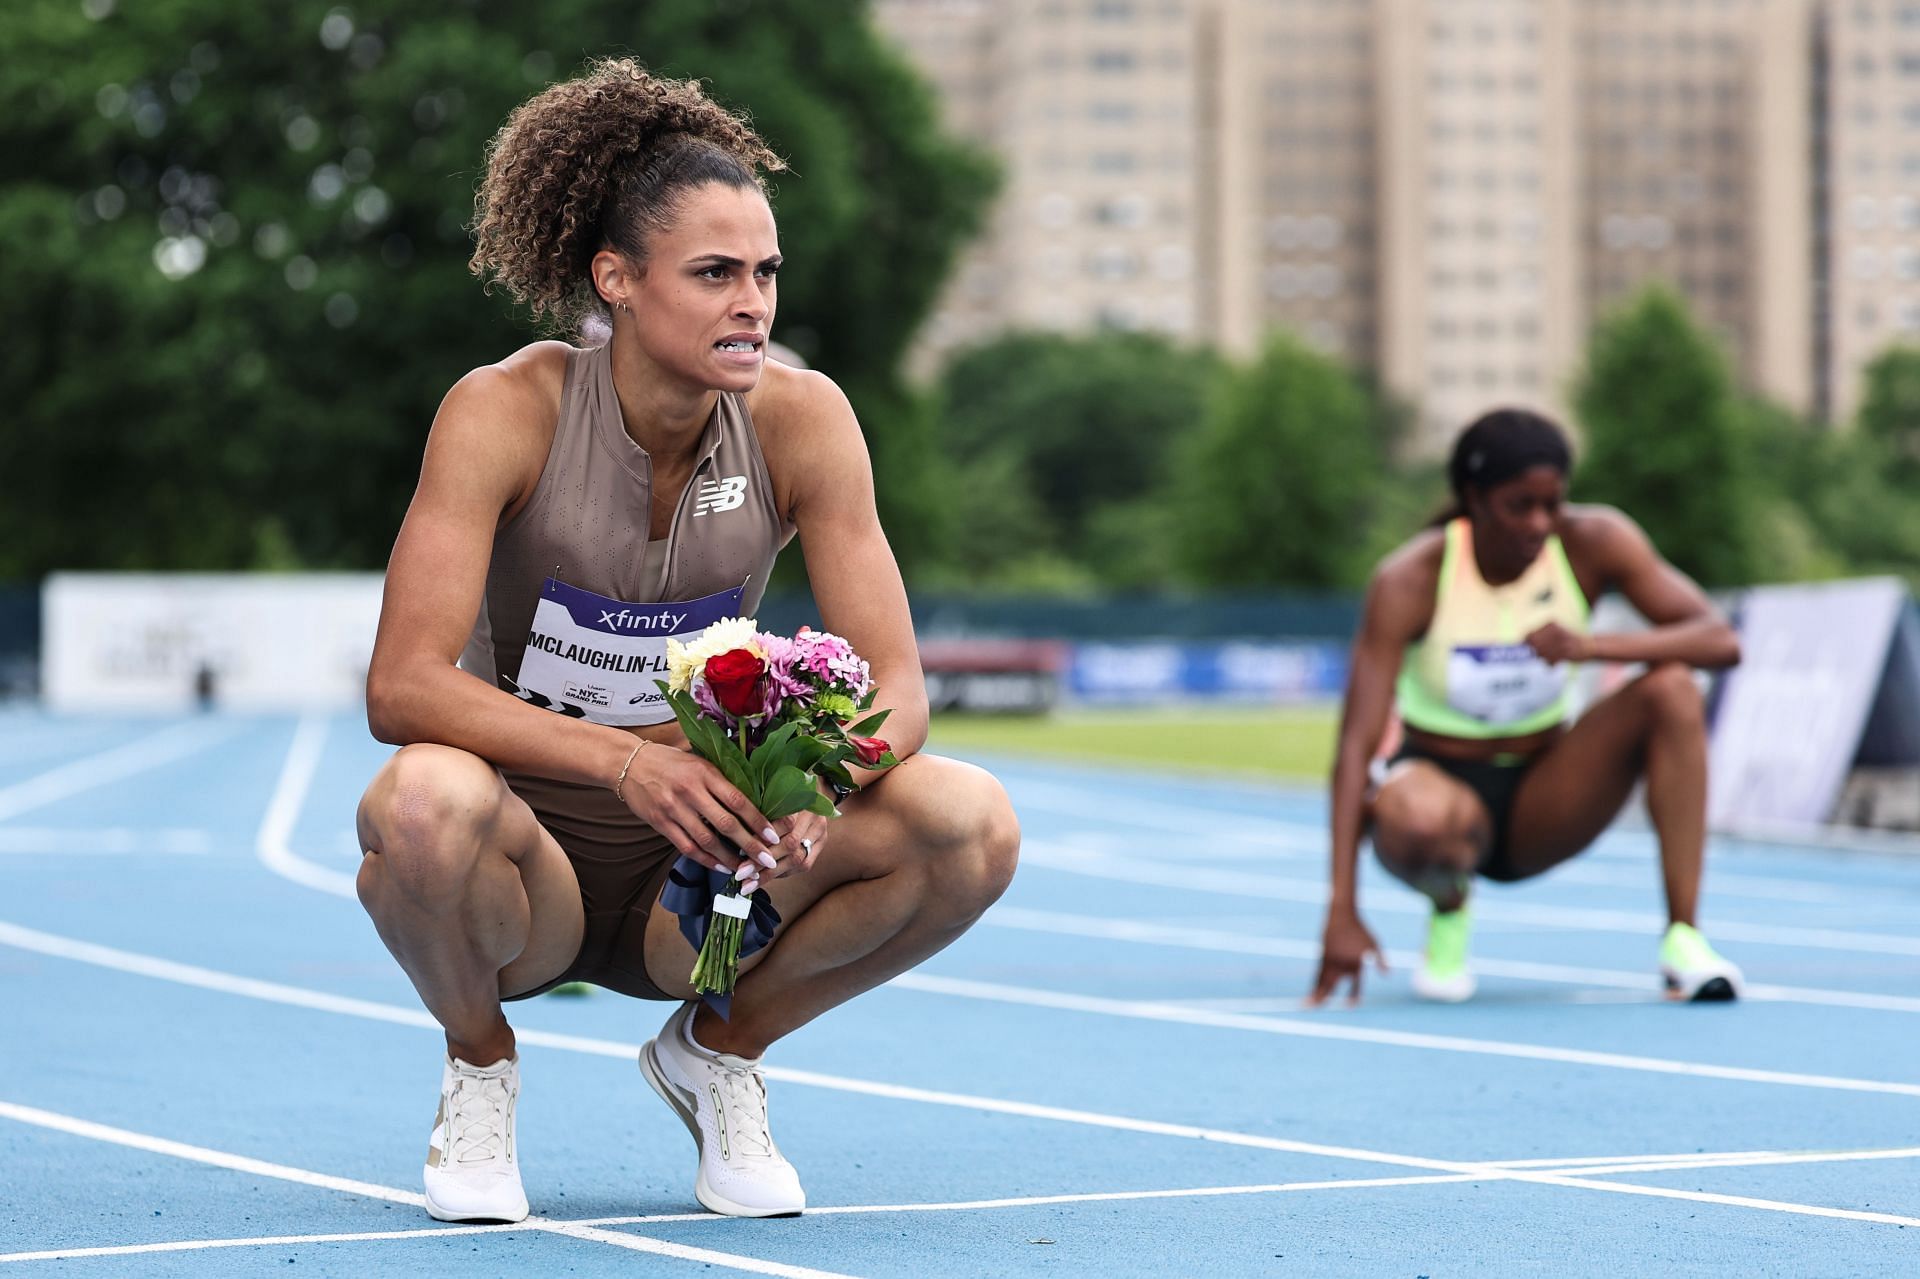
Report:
1328,552,1433,913
766,367,928,778
1307,542,1434,1005
1562,510,1741,670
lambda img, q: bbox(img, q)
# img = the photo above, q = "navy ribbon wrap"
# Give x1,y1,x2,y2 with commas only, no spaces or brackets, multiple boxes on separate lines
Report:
658,854,781,1019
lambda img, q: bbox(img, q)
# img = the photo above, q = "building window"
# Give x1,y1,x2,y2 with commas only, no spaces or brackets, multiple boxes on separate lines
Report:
1090,49,1136,72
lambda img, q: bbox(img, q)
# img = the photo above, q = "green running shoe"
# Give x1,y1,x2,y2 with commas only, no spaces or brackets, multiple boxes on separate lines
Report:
1412,902,1476,1003
1659,922,1743,1002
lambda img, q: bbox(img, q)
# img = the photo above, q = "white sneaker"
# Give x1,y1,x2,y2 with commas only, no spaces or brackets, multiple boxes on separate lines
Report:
422,1055,529,1223
640,1002,805,1217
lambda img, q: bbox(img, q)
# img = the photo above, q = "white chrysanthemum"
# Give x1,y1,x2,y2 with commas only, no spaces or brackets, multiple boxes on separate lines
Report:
665,617,764,693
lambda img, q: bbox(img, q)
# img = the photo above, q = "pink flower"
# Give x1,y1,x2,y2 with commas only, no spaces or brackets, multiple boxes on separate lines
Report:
793,628,871,698
757,632,814,703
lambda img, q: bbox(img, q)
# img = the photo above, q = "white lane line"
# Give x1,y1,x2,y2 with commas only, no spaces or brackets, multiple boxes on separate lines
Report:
0,721,240,823
987,906,1920,1015
1546,1147,1920,1179
1024,842,1920,958
1483,1151,1781,1169
0,1100,424,1205
0,827,210,856
15,918,1920,1102
0,1175,1490,1264
257,714,358,898
0,1101,857,1278
1,1224,529,1265
5,925,1919,1236
887,973,1920,1099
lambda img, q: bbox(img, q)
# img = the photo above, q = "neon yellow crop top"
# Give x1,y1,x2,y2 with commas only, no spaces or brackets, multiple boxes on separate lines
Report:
1395,518,1591,739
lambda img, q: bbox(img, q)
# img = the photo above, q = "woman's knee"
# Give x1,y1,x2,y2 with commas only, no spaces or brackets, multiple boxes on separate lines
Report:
894,758,1021,908
1371,782,1480,873
358,744,508,903
1634,662,1706,731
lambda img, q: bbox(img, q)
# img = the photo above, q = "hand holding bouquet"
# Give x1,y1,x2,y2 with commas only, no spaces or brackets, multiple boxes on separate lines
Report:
657,619,898,1011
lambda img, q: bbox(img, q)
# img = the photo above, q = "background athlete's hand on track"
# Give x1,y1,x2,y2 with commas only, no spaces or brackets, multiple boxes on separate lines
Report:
619,744,781,881
1525,621,1591,664
1307,908,1387,1007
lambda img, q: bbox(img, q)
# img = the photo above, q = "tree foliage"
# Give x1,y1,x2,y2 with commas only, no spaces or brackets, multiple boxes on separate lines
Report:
1856,345,1920,485
930,331,1220,589
1571,287,1759,587
1,0,994,576
1172,333,1391,590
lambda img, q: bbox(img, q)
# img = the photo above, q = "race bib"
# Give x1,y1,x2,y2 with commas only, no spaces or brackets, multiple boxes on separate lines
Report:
510,577,744,726
1445,643,1567,725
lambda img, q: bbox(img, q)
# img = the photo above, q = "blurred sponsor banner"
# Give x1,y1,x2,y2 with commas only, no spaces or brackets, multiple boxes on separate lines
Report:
1708,577,1912,832
44,573,384,712
1068,641,1346,704
920,639,1068,714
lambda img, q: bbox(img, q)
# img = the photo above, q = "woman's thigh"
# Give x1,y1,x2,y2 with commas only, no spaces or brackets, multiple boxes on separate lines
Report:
1501,689,1655,879
355,744,587,1000
1368,760,1492,879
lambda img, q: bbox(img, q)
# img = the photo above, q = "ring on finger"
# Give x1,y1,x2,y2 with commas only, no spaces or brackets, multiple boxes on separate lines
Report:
801,837,813,854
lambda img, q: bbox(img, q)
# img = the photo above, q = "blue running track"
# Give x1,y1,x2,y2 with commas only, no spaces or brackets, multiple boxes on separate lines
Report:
3,710,1918,1275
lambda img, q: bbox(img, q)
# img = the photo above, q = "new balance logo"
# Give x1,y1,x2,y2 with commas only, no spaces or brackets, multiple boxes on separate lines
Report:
693,475,748,516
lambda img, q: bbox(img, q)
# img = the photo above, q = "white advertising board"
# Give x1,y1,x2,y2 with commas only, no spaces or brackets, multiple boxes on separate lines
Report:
1707,577,1906,832
43,573,386,712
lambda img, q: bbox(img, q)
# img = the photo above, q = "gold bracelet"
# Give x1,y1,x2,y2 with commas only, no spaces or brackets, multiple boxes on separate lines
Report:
612,740,646,804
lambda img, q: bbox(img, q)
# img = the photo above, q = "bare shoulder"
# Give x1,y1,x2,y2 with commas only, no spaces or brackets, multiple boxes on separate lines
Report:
746,358,857,443
1373,525,1446,601
419,341,572,513
1362,526,1446,638
1557,503,1651,571
442,340,570,435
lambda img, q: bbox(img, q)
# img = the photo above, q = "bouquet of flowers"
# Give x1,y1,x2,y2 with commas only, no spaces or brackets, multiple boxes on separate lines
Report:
657,618,897,1013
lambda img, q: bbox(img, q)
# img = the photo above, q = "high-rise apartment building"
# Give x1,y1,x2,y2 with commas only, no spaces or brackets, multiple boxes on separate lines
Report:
875,0,1911,448
1823,0,1920,421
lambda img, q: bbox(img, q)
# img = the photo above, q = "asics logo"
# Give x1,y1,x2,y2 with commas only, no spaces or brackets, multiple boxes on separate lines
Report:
693,475,748,516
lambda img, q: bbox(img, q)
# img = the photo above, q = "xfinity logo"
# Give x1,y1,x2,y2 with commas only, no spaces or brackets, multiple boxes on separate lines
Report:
693,475,748,516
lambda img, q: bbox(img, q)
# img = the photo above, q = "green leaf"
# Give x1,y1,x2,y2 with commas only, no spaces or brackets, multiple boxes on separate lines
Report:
760,765,823,821
714,733,758,805
750,721,802,794
847,709,893,737
801,791,838,818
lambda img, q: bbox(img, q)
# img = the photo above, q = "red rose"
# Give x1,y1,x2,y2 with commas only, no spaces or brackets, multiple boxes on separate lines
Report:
850,735,890,766
705,648,768,717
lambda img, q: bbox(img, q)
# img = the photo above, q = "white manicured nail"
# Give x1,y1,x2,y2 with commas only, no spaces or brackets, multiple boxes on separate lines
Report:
755,851,778,869
733,862,755,881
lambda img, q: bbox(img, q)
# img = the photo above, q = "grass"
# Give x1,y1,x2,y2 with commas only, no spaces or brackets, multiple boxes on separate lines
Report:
926,703,1338,783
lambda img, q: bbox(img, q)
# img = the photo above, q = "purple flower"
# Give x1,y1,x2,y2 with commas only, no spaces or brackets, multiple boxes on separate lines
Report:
794,628,871,699
757,632,814,704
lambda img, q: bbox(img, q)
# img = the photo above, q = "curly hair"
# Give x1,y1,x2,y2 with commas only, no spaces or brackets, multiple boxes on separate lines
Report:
469,57,786,332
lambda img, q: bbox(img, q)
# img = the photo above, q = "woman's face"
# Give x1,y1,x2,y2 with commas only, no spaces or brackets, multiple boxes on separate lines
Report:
618,182,781,394
1467,464,1567,567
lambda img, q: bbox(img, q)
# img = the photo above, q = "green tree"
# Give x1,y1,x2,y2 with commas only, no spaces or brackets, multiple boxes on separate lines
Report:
931,331,1221,588
1572,287,1759,586
1856,345,1920,483
1,0,993,576
1172,332,1389,589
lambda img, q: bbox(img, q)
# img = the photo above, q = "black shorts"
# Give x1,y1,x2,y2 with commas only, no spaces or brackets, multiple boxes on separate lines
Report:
1384,743,1537,882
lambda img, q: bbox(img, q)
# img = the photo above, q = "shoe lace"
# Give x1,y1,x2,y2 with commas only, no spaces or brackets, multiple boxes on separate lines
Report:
714,1059,774,1161
445,1069,513,1167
